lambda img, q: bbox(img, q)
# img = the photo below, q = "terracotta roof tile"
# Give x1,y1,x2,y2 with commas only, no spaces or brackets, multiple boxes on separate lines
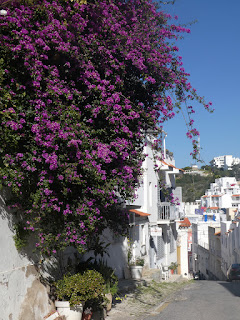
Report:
129,209,151,217
160,160,183,171
179,217,191,228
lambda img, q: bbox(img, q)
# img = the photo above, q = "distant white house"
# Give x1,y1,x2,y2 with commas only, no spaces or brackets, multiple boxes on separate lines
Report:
210,155,240,170
201,177,240,214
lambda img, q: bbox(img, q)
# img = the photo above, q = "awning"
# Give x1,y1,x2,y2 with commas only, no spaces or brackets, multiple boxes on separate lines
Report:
129,209,151,217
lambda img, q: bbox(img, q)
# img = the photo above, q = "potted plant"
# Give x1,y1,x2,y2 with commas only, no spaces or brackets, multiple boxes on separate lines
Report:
82,307,93,320
76,259,118,313
169,262,179,275
129,258,145,280
54,269,105,320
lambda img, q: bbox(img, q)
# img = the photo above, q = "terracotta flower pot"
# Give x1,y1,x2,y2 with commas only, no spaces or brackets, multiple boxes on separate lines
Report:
82,312,92,320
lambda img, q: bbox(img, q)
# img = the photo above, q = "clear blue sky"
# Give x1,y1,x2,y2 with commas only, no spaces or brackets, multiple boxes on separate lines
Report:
161,0,240,168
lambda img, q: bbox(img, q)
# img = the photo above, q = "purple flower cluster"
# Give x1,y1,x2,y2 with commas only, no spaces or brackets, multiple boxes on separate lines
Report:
0,0,212,255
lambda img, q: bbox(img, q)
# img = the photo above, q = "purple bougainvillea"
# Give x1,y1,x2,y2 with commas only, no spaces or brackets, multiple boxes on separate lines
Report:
0,0,212,255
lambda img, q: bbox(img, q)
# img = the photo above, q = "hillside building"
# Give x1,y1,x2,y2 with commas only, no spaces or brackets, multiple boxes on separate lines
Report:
201,177,240,214
210,155,240,170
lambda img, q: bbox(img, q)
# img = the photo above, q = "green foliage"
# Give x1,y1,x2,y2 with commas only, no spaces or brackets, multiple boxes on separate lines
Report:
76,259,118,296
169,262,179,270
54,270,105,307
229,164,240,180
135,258,145,266
129,257,145,266
13,222,30,251
182,166,192,171
176,172,215,202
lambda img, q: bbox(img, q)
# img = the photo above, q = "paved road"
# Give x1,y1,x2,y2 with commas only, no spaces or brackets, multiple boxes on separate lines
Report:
147,280,240,320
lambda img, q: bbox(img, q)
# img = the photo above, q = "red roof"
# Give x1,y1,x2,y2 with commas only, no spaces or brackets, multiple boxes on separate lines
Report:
160,160,184,171
179,217,191,228
129,209,151,217
232,194,240,197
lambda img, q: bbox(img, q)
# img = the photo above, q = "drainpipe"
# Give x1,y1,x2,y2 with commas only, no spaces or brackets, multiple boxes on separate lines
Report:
163,131,167,159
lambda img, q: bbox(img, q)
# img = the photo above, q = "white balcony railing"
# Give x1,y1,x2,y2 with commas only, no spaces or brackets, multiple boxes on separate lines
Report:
158,202,179,221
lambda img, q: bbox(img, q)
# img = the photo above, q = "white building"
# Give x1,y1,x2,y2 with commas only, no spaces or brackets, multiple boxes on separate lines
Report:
208,226,224,280
201,177,240,213
221,218,240,278
176,218,192,278
192,220,222,279
128,133,183,272
210,155,240,170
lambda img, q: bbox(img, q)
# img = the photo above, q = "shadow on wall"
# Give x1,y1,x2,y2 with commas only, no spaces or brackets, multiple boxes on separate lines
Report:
0,189,37,258
82,228,128,279
0,189,59,320
0,188,73,277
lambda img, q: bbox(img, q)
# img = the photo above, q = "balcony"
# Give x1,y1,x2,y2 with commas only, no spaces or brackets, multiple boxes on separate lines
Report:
157,202,180,223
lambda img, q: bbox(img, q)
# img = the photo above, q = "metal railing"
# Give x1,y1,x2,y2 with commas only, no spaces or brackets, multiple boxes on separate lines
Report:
157,202,179,221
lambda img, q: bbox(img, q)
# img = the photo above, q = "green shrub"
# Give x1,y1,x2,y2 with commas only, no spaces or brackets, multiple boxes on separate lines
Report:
54,270,105,307
169,262,179,271
13,222,30,251
129,257,145,266
76,259,119,296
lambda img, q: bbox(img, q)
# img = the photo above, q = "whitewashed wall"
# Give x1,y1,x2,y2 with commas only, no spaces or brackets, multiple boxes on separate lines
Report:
0,191,54,320
82,228,129,279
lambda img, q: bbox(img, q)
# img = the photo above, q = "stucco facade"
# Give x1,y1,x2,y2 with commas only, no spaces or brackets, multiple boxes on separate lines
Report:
192,221,221,279
0,191,54,320
208,226,224,280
